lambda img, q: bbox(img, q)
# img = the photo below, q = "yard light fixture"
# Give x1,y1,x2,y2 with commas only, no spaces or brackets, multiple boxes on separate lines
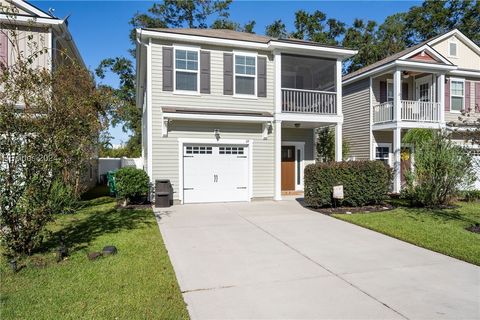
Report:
9,259,17,272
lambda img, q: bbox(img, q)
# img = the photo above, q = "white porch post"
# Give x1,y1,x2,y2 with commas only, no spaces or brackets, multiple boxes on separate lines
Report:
274,120,282,200
393,127,401,193
438,73,445,123
335,124,343,161
274,51,282,115
393,69,402,122
336,59,342,116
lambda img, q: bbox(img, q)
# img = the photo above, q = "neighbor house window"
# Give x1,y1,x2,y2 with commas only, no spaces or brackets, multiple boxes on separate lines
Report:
375,145,390,166
175,49,198,91
235,54,256,95
449,41,457,57
451,80,464,112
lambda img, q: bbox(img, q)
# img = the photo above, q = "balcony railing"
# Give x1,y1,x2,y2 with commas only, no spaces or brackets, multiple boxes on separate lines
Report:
373,100,441,124
282,88,337,114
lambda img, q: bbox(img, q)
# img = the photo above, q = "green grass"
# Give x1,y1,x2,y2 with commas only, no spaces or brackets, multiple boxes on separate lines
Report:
0,197,189,320
333,201,480,266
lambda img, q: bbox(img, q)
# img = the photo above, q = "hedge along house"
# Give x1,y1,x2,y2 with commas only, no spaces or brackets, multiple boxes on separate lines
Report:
343,29,480,193
136,28,357,204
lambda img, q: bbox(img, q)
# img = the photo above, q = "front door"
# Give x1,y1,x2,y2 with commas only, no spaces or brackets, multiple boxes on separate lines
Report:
281,146,295,191
415,76,432,102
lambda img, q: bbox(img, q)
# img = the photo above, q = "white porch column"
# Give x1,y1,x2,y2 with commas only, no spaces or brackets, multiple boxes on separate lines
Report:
438,73,445,123
335,124,343,162
274,51,282,115
393,69,402,122
393,127,401,193
336,59,342,116
274,120,282,200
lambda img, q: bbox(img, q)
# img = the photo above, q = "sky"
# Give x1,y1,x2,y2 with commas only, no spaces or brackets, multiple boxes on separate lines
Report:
32,0,422,145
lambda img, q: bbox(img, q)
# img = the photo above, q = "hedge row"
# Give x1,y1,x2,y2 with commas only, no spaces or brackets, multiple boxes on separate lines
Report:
304,161,392,208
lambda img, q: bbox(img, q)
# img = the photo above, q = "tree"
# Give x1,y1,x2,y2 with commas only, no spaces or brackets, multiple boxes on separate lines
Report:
342,19,379,73
265,19,287,38
401,129,475,207
291,10,345,45
0,14,108,256
315,127,349,162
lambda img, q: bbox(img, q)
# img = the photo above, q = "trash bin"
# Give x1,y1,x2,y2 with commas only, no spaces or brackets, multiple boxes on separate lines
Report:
155,179,173,208
106,171,117,196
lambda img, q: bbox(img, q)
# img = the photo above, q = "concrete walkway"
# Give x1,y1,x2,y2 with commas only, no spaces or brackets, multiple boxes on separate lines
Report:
154,200,480,320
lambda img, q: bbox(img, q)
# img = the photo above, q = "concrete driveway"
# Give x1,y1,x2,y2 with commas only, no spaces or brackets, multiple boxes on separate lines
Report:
155,200,480,320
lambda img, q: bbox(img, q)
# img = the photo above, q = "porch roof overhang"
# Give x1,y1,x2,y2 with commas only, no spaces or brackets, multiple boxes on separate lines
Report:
372,121,446,131
343,60,457,85
161,107,274,123
275,112,343,125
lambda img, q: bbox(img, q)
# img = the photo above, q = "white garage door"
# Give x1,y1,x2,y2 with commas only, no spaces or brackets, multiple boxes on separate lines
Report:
183,144,249,203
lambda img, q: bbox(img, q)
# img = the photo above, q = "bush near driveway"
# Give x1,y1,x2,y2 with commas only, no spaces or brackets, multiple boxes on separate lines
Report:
115,167,150,205
304,161,392,208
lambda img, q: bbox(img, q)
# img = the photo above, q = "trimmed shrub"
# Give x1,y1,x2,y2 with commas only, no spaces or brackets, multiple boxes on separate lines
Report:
47,179,79,214
304,161,392,208
115,167,149,205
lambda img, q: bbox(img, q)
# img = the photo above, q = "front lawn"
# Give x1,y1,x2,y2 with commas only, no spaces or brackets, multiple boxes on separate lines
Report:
333,201,480,266
0,197,189,320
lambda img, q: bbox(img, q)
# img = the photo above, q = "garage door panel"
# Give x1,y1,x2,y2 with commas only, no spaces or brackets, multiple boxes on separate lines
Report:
183,144,249,203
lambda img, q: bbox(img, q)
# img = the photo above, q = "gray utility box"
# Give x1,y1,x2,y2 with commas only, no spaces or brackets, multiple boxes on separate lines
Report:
155,179,173,208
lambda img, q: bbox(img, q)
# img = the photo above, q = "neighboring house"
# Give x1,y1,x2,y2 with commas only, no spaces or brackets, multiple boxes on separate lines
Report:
136,28,356,204
0,0,96,189
343,29,480,192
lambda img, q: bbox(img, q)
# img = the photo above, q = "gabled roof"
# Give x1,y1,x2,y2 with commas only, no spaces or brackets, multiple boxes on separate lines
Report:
427,29,480,56
342,30,468,83
3,0,54,18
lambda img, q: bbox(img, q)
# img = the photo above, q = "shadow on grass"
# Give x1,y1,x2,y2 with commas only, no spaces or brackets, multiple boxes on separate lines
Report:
39,205,154,254
402,205,478,226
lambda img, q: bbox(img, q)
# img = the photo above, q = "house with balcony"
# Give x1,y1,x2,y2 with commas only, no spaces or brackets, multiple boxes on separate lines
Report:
343,29,480,192
136,28,356,203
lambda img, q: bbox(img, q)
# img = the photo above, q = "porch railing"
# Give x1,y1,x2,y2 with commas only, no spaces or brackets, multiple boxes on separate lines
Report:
282,88,337,114
373,100,441,124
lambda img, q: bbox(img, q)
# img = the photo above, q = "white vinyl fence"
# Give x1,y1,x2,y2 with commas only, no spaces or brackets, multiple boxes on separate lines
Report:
98,157,143,183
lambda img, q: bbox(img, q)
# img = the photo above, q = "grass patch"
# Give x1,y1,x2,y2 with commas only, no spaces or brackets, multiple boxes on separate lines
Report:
0,197,189,320
333,201,480,266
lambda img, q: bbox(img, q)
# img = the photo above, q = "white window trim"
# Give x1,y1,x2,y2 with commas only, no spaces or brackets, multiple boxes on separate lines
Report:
448,40,458,59
281,141,305,191
177,138,253,204
374,142,392,167
450,77,465,113
233,51,257,98
173,44,200,95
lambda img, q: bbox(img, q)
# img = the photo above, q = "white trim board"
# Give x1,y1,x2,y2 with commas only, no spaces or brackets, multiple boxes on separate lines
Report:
163,112,273,123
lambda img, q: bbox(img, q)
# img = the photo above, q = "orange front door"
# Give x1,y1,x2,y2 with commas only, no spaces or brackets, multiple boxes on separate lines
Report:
281,146,296,191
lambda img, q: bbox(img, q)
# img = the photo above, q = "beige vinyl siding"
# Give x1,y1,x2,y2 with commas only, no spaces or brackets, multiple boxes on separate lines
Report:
343,78,371,160
431,35,480,71
151,118,275,200
445,78,479,123
0,0,32,15
4,25,50,69
150,39,275,113
282,128,315,163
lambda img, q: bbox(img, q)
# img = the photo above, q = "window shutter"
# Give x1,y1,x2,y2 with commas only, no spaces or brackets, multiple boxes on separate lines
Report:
0,32,7,66
401,83,408,100
257,56,267,97
379,81,387,103
200,51,210,94
444,79,450,111
476,82,480,113
465,81,471,112
223,53,233,95
162,47,174,91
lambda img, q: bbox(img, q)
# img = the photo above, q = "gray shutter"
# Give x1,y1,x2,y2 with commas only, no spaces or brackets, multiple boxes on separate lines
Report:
200,51,210,94
162,47,174,91
379,81,387,103
223,53,233,95
257,57,267,97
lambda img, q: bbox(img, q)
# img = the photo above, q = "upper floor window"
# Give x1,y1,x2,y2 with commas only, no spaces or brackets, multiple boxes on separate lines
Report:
449,41,458,58
235,54,256,95
175,49,198,92
451,80,464,112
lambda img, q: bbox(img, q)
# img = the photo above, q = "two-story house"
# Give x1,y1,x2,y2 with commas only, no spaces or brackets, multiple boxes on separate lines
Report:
136,28,356,204
343,29,480,193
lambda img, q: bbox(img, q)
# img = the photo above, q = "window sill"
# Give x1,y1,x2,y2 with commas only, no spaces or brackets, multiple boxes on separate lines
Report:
173,91,201,96
450,110,462,113
233,94,258,100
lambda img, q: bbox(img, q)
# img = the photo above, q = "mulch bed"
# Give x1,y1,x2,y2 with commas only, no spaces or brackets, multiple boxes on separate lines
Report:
465,224,480,234
308,204,394,215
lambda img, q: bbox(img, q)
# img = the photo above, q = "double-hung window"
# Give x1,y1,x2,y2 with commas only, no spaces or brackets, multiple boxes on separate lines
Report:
450,80,464,112
375,144,391,166
235,54,256,96
175,49,198,92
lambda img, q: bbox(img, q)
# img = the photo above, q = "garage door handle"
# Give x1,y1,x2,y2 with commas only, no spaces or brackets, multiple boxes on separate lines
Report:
237,156,247,158
237,187,247,189
184,188,194,190
214,174,218,183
